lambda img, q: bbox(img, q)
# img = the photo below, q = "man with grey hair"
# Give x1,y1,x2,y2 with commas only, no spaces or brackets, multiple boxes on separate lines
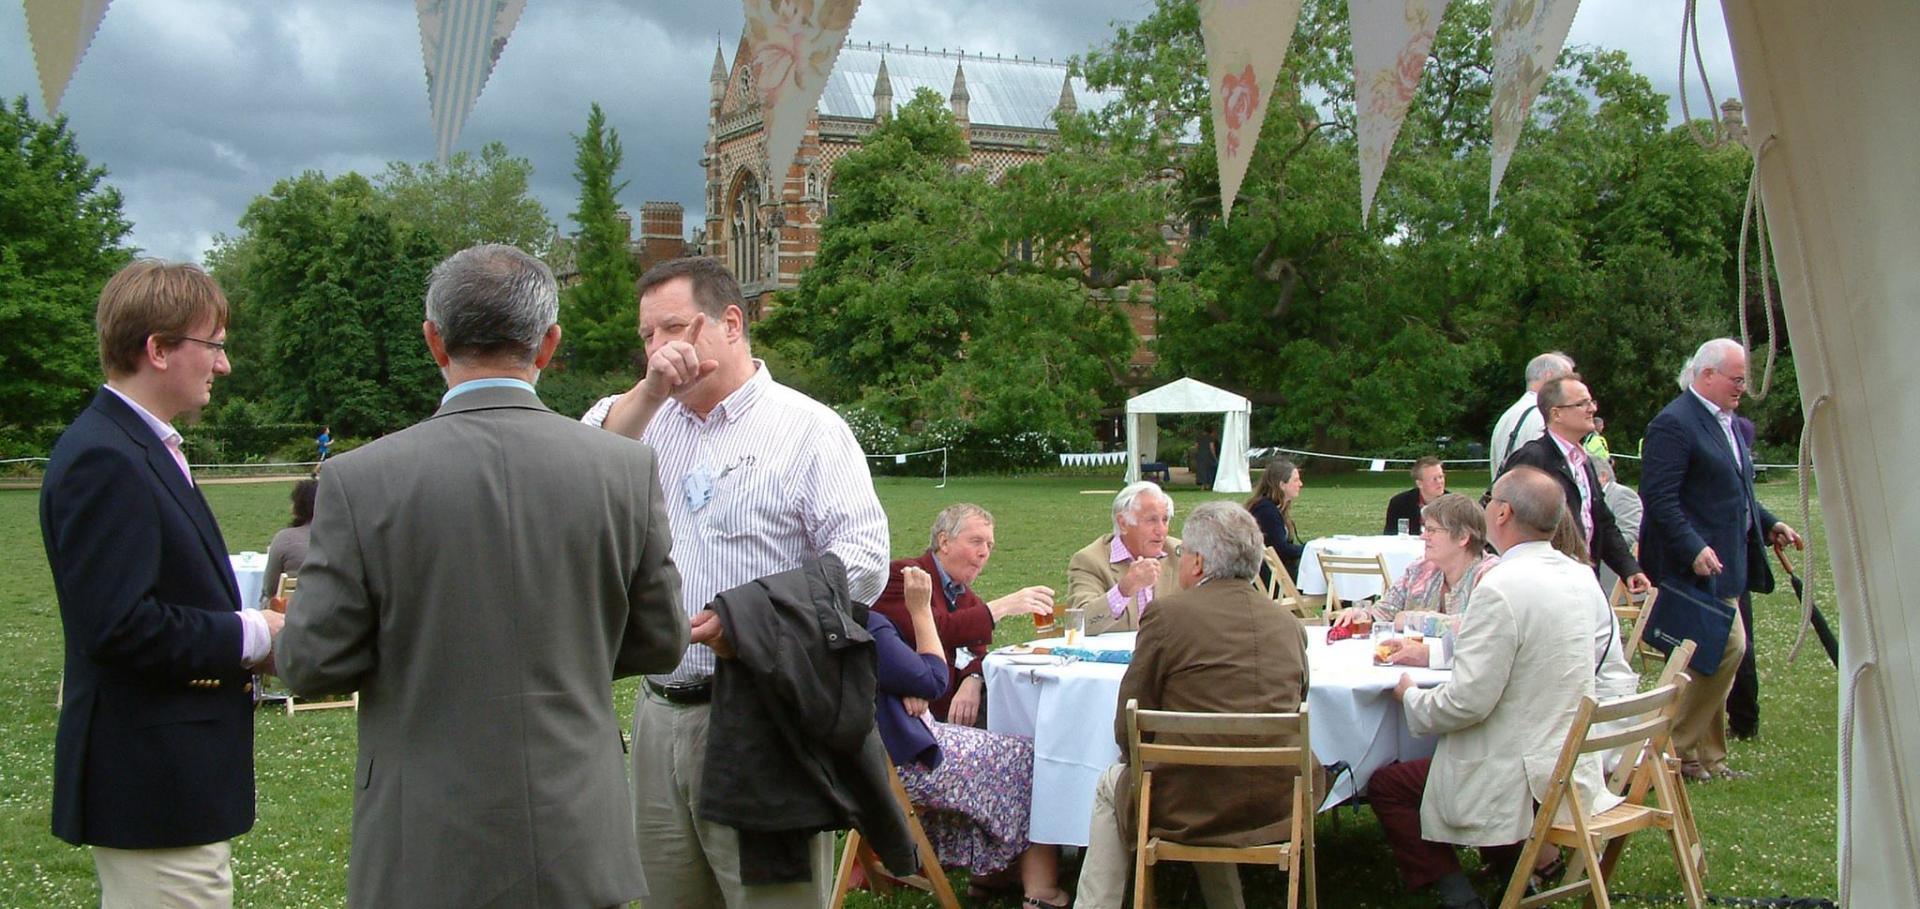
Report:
278,244,689,907
1370,467,1619,909
1640,338,1799,780
1488,351,1576,481
869,503,1054,725
1067,480,1182,635
1075,502,1312,909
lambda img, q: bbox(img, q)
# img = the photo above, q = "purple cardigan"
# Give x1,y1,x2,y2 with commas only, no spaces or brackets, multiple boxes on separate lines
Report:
865,611,949,770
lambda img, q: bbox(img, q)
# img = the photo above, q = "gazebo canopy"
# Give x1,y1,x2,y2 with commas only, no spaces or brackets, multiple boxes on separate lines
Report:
1123,378,1252,494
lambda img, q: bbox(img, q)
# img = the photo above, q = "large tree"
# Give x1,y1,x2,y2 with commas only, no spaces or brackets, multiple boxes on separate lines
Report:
1054,0,1766,454
559,103,638,374
376,140,554,257
0,97,133,433
759,90,1133,442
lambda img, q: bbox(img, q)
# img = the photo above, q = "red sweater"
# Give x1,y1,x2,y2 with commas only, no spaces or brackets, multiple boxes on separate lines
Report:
867,551,995,722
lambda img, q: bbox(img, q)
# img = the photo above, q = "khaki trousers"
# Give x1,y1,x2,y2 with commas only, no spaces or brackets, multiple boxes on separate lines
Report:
1671,598,1749,769
1076,764,1244,909
93,841,231,909
631,691,833,909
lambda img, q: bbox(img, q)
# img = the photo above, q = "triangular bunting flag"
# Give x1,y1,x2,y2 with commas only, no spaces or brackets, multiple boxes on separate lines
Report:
1351,0,1451,225
1487,0,1580,209
417,0,527,162
22,0,113,114
740,0,863,199
1199,0,1308,222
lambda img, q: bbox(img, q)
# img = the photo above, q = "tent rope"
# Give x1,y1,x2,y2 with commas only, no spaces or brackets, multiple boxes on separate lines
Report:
1678,0,1721,147
1737,136,1782,400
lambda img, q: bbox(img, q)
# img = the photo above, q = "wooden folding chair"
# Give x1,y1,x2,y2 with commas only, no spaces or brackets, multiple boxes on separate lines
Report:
1616,588,1665,671
275,575,361,716
831,759,960,909
1127,700,1316,909
1259,548,1325,625
1497,677,1704,909
1601,640,1707,885
1315,553,1392,613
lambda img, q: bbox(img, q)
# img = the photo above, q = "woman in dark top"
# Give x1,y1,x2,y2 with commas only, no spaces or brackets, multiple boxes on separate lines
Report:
261,478,318,609
1246,457,1306,579
866,566,1068,909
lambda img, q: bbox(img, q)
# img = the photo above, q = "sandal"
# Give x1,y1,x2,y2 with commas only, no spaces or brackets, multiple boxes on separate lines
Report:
1023,895,1071,909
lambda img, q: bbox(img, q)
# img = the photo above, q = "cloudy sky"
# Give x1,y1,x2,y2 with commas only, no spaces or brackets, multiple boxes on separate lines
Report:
1,0,1739,263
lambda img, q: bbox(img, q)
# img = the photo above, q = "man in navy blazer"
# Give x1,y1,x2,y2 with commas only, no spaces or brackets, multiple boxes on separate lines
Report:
39,261,283,908
1640,339,1799,780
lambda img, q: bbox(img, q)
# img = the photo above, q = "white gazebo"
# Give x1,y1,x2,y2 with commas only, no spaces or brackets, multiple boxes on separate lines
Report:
1122,378,1253,494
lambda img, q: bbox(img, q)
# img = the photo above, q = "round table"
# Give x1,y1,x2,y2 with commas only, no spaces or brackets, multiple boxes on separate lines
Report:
1294,534,1427,600
983,625,1447,846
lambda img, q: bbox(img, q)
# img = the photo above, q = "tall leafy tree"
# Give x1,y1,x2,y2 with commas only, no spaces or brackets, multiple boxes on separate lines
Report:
377,140,554,257
0,97,133,432
560,103,638,373
760,90,1131,441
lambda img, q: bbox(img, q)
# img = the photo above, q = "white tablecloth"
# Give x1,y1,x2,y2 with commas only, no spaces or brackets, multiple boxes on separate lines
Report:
1294,534,1426,600
984,626,1447,846
230,552,267,611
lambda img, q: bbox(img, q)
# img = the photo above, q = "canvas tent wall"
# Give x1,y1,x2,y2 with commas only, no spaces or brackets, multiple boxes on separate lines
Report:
1122,378,1252,494
1723,2,1920,903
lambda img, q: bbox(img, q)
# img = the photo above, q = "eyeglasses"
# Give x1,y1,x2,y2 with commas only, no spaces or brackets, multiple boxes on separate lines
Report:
171,334,228,354
1553,398,1597,411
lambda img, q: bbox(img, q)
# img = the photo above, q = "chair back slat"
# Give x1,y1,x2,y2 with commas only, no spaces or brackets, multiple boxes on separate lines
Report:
1579,715,1676,756
1134,709,1302,737
1586,683,1682,725
1136,743,1303,768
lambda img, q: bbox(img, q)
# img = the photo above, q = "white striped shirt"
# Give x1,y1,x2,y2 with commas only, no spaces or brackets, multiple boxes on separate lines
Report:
583,361,890,682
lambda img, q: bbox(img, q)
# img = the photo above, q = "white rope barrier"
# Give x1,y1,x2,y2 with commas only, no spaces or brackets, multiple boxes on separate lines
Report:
864,446,948,488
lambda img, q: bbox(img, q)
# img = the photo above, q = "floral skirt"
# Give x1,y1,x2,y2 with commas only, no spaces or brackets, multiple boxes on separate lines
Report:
897,722,1035,875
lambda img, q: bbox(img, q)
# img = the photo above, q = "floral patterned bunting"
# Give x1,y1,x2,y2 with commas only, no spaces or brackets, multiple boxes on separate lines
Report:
741,0,863,200
1350,0,1451,224
417,0,528,163
1488,0,1581,209
1199,0,1308,222
22,0,113,114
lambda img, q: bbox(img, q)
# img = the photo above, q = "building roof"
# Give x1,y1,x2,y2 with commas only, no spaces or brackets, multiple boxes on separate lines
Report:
818,43,1109,130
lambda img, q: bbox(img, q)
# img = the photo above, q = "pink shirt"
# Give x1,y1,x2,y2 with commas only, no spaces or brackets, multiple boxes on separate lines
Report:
1551,432,1595,549
1105,534,1157,617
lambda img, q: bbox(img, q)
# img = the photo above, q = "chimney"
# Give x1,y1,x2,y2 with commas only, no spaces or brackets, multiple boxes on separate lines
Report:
1719,97,1748,147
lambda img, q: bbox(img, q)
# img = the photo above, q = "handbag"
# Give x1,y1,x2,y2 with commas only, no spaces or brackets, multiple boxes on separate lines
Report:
1641,579,1738,676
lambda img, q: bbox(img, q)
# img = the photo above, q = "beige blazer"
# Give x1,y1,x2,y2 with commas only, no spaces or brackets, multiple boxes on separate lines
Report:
1401,540,1623,847
1067,532,1183,635
277,386,689,908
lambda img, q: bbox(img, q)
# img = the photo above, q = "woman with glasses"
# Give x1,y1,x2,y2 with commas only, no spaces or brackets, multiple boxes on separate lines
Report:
1331,495,1499,663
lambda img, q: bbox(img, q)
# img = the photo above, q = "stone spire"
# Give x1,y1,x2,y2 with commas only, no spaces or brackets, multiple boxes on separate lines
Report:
873,55,893,121
1720,97,1748,147
949,54,970,123
1054,71,1077,121
709,43,727,105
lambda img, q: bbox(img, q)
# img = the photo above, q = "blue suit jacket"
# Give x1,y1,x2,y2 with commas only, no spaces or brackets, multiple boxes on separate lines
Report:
1638,392,1779,601
39,388,253,848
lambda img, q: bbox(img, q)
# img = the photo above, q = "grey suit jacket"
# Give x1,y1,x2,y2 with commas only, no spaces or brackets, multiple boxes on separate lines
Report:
276,385,688,909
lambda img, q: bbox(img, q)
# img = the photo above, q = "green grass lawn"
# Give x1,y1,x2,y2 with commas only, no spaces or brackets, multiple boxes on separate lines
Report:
0,472,1837,907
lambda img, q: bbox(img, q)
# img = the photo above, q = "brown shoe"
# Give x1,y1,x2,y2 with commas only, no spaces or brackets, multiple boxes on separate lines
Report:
1709,764,1750,780
1679,760,1713,783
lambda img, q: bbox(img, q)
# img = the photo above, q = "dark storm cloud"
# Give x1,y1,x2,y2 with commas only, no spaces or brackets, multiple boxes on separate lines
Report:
0,0,1737,264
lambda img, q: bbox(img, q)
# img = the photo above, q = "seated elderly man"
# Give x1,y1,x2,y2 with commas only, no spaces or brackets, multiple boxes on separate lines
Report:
1068,481,1182,636
1384,456,1448,536
870,503,1056,726
1368,467,1622,909
1076,501,1312,909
